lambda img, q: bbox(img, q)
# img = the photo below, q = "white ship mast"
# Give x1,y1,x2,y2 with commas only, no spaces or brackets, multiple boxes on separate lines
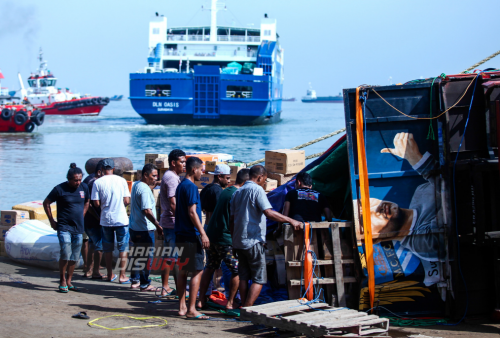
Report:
205,0,226,42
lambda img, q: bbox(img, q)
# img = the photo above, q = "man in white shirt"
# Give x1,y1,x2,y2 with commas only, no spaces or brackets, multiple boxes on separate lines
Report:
91,158,131,283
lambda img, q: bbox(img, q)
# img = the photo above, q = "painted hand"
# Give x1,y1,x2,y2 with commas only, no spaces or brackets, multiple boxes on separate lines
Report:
380,132,422,166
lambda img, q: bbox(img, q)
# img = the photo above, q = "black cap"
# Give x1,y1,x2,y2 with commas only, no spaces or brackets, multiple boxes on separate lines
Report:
95,159,106,174
102,158,115,169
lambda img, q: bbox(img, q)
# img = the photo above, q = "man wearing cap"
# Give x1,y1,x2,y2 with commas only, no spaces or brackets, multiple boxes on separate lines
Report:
91,158,131,283
200,163,232,225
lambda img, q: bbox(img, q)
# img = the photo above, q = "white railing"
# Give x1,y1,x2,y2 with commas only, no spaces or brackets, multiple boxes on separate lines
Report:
146,89,171,97
167,35,186,41
247,36,260,42
226,91,253,98
217,35,261,42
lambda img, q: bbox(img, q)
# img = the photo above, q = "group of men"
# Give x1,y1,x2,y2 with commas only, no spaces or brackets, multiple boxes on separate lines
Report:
44,149,332,320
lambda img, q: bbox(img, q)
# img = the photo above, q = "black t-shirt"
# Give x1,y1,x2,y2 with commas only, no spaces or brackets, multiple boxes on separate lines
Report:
47,182,89,234
200,183,223,213
84,177,101,229
285,188,328,223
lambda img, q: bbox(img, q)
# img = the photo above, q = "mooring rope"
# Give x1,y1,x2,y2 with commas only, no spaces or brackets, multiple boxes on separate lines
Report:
246,128,346,166
462,49,500,73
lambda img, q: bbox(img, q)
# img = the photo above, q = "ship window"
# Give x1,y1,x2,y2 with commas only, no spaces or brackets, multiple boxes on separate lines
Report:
226,86,253,99
263,30,271,36
152,28,160,34
28,79,36,87
146,84,171,97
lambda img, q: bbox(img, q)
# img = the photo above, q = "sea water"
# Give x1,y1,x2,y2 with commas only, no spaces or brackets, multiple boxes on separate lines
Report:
0,101,346,210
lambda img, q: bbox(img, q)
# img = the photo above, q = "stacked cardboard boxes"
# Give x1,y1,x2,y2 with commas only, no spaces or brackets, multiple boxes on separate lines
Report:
264,150,305,189
0,210,30,256
12,201,56,221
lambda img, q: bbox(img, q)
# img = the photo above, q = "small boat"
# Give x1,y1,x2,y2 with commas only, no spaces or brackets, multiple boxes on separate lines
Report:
17,49,109,116
0,104,45,133
301,85,343,103
282,97,296,102
109,95,123,101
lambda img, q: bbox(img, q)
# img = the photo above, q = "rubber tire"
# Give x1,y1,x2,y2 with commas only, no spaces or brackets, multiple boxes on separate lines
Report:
24,121,35,133
32,110,45,126
1,108,13,121
14,110,28,125
91,98,99,105
102,97,110,104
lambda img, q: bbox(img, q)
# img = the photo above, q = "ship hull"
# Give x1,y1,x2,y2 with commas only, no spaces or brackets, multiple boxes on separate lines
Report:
130,69,283,126
37,99,108,116
301,98,343,103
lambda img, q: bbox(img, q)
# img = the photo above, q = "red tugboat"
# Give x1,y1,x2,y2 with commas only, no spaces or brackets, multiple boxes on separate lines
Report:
19,49,109,116
0,104,45,133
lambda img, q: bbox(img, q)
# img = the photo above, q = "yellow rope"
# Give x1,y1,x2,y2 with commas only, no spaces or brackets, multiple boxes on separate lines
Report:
462,49,500,73
87,315,168,330
370,74,478,120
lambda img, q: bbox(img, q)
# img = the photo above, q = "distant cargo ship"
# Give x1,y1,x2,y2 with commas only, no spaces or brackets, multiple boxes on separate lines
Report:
282,97,296,102
129,0,284,126
301,87,343,103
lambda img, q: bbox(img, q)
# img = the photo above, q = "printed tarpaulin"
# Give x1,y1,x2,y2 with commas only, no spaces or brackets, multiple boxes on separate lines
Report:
266,134,350,233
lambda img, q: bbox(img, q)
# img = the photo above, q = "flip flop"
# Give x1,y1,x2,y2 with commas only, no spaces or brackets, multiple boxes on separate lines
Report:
108,274,117,282
140,285,156,292
119,279,132,284
59,285,68,293
72,312,90,319
68,286,81,292
186,314,210,320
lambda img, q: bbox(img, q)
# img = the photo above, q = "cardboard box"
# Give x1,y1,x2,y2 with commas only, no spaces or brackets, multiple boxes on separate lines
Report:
12,201,56,220
0,240,5,257
229,165,247,183
186,154,219,172
0,226,12,241
267,172,296,186
155,157,169,169
123,170,137,182
264,178,278,192
265,149,305,175
179,173,214,189
1,210,29,226
145,153,168,165
205,161,227,173
153,188,161,207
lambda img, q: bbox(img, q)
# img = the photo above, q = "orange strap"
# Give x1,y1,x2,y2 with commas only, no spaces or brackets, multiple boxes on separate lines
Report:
303,222,314,301
355,87,375,311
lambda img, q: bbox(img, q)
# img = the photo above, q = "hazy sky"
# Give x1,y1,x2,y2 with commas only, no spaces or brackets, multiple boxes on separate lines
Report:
0,0,499,98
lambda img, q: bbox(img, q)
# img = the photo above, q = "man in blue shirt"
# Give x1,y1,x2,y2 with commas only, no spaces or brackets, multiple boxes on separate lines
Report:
175,157,210,320
129,163,164,291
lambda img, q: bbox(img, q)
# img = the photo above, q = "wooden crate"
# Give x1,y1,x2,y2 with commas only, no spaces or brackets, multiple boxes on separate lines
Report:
283,222,357,307
241,299,389,337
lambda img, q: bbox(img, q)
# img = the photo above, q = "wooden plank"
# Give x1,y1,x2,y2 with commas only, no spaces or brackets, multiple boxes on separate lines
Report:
285,309,355,322
242,300,300,312
318,315,380,329
287,259,354,267
331,222,346,307
284,225,302,300
287,221,352,229
255,302,330,316
289,277,357,285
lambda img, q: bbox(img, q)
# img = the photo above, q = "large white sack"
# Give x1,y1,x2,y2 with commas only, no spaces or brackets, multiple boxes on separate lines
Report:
5,220,84,270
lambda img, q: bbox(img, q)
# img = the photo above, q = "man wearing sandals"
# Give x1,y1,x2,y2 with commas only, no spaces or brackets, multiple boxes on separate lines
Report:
129,163,164,291
91,158,131,283
43,163,90,293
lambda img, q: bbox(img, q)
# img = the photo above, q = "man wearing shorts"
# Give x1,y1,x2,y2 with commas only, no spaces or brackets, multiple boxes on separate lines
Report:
91,158,131,283
230,165,301,307
175,157,210,319
197,168,250,311
160,149,186,296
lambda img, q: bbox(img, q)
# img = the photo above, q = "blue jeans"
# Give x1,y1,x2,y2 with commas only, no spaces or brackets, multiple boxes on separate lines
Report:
129,229,155,288
85,227,103,251
57,231,83,261
102,226,129,253
162,228,177,259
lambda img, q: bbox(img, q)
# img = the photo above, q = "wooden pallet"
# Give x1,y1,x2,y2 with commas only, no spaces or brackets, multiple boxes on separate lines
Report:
284,222,356,306
241,300,389,337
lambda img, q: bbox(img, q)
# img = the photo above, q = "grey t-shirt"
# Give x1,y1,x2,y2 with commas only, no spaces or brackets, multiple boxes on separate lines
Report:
160,170,180,229
230,180,273,250
129,181,156,232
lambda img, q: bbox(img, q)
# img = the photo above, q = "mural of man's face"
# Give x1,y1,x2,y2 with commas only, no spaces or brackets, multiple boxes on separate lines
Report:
369,198,405,234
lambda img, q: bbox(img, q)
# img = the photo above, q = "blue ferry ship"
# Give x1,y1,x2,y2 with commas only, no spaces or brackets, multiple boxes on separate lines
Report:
129,0,284,126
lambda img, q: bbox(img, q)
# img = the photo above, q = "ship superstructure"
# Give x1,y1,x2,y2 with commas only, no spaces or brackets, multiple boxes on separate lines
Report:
129,0,284,125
